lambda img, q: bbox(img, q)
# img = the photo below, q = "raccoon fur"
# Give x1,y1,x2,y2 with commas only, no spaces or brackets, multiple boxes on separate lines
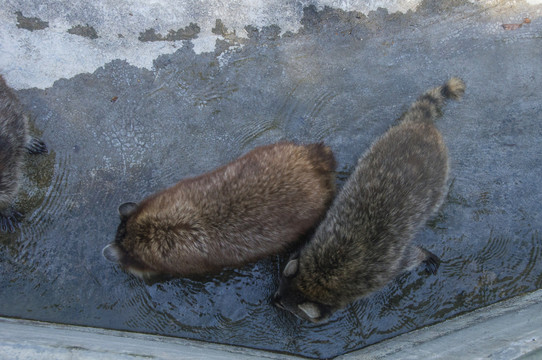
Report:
273,78,465,323
102,142,336,279
0,75,48,232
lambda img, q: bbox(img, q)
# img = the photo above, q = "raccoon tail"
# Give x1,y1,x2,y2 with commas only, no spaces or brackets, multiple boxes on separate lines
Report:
401,77,465,124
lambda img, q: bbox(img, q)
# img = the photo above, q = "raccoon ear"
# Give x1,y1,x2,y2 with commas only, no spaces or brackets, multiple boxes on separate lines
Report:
102,244,123,263
118,202,138,218
289,250,300,260
298,302,321,320
283,259,299,277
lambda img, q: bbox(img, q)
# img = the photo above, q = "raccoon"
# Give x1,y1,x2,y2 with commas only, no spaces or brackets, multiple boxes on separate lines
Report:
0,75,48,232
273,78,465,323
102,142,336,279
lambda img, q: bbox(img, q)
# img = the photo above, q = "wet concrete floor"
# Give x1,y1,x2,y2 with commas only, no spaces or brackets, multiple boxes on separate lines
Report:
1,1,542,358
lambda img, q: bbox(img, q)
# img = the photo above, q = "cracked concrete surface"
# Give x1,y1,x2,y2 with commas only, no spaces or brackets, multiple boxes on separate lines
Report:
1,0,542,358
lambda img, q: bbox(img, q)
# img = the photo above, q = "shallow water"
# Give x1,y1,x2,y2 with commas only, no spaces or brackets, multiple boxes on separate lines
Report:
1,4,542,359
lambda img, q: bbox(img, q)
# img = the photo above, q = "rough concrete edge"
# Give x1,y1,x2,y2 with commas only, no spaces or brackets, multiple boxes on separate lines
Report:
337,288,542,359
0,316,302,359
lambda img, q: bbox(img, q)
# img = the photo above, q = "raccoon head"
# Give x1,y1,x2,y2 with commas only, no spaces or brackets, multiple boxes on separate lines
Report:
273,253,334,323
102,202,158,280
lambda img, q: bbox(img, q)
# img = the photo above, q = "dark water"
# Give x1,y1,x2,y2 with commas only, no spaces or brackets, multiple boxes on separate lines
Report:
1,4,542,359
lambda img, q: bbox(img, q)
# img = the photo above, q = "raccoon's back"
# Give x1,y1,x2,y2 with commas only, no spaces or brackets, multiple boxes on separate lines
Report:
125,142,337,275
353,121,449,230
298,123,448,305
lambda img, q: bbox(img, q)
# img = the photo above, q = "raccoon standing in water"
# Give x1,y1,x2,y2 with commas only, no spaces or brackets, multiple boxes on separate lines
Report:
102,142,336,279
0,75,48,232
274,78,465,323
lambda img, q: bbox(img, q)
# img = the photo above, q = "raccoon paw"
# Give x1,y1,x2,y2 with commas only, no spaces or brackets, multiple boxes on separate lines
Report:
423,251,441,275
0,210,23,233
26,137,48,154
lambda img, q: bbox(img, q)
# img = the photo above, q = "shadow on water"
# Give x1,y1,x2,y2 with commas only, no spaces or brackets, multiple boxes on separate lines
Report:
0,136,55,264
2,2,542,359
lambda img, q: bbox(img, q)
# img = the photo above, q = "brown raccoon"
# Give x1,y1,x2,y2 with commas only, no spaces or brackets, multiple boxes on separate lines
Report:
274,78,465,323
0,75,48,232
102,142,336,279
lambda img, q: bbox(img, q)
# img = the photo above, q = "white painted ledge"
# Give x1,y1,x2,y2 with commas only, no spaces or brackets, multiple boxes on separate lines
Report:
0,317,298,360
339,289,542,360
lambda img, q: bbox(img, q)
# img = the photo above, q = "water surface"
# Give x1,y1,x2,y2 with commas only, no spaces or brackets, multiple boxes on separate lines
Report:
1,3,542,358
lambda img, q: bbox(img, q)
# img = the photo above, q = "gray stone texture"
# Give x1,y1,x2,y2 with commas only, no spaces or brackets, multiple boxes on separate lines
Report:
0,0,541,358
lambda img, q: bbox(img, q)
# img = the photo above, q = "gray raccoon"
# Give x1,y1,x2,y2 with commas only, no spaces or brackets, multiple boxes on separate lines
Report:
274,78,465,323
102,142,336,279
0,75,48,232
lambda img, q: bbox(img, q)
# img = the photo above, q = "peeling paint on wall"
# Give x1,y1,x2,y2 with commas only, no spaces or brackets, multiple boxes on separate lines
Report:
15,11,49,31
0,0,540,89
67,24,99,39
